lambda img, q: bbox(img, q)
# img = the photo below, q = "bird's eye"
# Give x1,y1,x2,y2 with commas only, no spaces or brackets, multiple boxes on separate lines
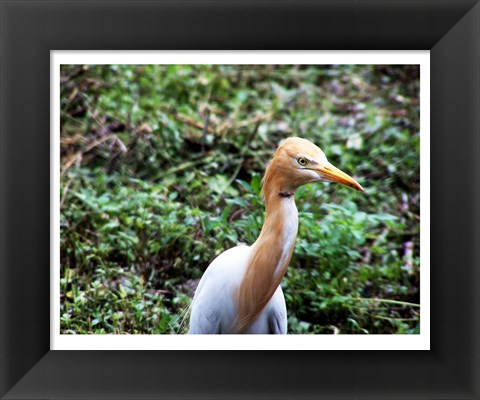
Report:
297,157,308,166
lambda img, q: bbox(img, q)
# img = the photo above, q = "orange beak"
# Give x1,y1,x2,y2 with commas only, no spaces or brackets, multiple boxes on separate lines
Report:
315,162,364,192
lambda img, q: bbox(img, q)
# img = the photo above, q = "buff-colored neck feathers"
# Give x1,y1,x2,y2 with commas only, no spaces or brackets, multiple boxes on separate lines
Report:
234,197,297,333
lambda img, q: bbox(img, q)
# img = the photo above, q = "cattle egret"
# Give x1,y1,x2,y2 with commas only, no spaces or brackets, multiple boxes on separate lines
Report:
189,137,363,334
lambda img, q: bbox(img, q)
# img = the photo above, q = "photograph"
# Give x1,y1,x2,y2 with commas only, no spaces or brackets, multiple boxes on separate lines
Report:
59,63,421,336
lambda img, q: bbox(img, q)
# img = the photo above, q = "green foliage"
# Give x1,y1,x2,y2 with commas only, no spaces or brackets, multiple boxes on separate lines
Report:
60,64,420,334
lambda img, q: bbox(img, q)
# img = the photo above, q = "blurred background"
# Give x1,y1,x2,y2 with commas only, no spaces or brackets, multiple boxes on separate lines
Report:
60,64,420,334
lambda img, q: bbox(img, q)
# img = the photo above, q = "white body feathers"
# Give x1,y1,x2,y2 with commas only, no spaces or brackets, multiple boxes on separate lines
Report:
189,245,288,334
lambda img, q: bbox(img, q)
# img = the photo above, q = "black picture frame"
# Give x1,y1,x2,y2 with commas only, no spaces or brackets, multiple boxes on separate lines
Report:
1,1,479,399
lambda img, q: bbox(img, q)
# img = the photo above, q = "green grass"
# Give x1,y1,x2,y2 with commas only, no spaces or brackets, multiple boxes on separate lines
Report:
60,64,420,334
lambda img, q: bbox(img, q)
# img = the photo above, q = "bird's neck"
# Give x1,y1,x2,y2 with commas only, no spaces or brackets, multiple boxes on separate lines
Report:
260,193,299,279
234,191,298,332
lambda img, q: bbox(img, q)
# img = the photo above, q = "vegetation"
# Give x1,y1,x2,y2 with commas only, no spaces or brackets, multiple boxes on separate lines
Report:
60,64,420,334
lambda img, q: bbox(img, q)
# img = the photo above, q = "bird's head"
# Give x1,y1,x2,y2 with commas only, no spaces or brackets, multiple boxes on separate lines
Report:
263,137,364,198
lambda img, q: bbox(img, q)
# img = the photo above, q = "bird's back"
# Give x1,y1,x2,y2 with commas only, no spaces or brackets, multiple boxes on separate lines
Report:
189,244,287,334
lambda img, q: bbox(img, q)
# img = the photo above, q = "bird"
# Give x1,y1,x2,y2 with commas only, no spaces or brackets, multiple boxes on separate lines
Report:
189,137,363,334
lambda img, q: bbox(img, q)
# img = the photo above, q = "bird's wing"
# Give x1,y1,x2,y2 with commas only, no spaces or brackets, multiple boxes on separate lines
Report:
268,312,287,334
267,286,287,334
189,245,251,334
189,306,221,334
189,270,224,334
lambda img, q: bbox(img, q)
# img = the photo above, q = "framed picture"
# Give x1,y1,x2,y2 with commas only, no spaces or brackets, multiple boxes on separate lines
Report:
53,52,428,351
1,1,478,399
